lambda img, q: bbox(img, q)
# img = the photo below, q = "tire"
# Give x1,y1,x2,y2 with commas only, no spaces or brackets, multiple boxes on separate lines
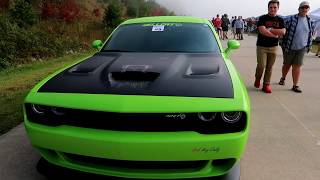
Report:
209,161,241,180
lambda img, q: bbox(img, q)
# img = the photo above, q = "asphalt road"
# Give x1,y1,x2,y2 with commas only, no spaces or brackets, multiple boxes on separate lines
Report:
230,34,320,180
0,34,319,180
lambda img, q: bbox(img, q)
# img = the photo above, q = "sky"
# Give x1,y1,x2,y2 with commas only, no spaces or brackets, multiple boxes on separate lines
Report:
155,0,320,19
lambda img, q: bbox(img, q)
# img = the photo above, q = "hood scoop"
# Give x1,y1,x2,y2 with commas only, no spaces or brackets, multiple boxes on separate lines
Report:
109,64,160,81
69,55,117,74
108,65,160,89
111,71,160,81
108,71,160,89
185,63,220,76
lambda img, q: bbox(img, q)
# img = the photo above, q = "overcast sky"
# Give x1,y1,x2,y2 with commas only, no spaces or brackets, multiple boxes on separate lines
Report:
155,0,320,19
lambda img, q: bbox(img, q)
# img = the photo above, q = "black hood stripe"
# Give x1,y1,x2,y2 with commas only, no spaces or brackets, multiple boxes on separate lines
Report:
38,52,234,98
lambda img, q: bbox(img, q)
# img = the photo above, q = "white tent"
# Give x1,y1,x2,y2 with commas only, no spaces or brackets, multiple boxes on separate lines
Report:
310,8,320,20
310,8,320,32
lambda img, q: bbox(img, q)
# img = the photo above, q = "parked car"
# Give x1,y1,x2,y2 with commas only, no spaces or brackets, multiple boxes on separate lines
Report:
24,16,250,179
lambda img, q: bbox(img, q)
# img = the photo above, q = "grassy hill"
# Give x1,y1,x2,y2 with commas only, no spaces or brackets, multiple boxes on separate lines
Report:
0,51,94,135
0,0,174,135
0,0,174,70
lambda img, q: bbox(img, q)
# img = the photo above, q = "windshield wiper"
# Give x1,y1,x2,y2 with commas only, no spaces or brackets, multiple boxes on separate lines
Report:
151,50,187,53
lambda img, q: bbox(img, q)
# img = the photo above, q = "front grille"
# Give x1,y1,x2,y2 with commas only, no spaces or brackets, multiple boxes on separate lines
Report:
64,153,208,170
25,104,247,134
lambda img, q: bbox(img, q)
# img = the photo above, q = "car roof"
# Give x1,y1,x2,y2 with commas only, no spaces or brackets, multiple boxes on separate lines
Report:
121,16,210,25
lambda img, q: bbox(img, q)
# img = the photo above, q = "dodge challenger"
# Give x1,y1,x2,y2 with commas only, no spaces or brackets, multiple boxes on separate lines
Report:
24,16,250,179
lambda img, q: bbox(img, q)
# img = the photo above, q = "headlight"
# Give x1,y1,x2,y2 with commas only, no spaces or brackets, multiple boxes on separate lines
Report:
26,104,67,126
31,104,47,115
51,107,66,116
198,112,217,122
221,112,242,123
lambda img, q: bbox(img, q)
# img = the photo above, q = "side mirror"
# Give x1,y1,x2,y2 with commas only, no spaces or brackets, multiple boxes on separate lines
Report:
92,40,103,50
225,40,240,58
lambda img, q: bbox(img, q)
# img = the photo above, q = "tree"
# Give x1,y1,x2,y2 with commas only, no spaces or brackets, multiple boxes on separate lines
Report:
99,0,173,18
10,0,38,27
0,0,10,10
93,8,101,18
103,3,122,29
59,0,80,23
41,1,58,19
41,0,80,23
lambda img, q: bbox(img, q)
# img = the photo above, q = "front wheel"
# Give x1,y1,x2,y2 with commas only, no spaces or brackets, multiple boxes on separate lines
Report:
210,161,240,180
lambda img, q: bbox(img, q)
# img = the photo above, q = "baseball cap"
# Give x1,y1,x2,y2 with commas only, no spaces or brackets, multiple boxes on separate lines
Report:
299,1,310,8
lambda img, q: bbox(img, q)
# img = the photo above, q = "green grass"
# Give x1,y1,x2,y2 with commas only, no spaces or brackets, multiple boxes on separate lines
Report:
0,51,94,135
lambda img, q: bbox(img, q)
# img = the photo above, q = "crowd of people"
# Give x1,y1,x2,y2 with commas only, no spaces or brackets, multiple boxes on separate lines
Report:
211,0,318,94
211,14,258,40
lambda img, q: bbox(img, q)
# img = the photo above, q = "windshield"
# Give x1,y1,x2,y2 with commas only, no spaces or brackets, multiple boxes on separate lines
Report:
103,23,220,53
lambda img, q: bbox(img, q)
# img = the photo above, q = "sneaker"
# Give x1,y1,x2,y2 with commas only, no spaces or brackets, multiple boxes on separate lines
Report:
292,86,302,93
262,84,272,93
254,79,260,88
279,77,285,85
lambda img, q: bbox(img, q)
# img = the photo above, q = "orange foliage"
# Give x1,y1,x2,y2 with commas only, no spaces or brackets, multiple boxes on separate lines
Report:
41,0,80,23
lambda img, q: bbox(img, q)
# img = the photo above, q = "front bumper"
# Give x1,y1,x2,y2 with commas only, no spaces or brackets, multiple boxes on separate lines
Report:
25,119,248,179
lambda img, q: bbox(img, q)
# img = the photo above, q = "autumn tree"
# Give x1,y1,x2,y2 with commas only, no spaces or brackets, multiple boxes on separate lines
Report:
103,3,122,28
41,0,80,23
0,0,10,10
10,0,38,27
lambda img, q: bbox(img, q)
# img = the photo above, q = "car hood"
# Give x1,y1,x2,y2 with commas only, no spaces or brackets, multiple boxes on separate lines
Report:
38,52,233,98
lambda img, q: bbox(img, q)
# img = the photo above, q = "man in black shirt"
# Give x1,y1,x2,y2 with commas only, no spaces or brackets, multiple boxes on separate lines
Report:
254,0,286,93
221,14,230,40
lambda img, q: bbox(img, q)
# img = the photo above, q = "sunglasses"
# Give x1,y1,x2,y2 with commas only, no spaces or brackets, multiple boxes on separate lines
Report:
300,6,309,9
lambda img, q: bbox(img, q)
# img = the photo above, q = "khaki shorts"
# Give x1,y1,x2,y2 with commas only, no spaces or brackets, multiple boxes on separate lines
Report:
236,28,242,34
283,48,306,65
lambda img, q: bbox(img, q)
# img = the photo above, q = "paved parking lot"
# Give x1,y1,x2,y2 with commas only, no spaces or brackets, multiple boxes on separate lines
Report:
0,34,319,180
229,35,320,180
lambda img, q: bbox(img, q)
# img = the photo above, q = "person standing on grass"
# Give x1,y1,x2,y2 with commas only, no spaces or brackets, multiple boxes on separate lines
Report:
278,1,315,93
